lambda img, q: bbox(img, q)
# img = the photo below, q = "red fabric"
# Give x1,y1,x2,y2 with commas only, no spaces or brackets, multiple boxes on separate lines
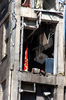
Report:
24,40,28,71
22,0,32,8
22,0,29,7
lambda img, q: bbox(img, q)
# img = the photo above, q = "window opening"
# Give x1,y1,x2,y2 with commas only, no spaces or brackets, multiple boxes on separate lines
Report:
20,17,56,75
21,0,56,10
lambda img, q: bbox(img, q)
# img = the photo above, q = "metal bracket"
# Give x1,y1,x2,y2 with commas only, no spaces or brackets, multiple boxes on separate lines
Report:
19,89,23,93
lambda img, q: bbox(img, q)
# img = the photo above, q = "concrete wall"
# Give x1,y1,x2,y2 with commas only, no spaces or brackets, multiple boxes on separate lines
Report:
10,0,20,100
0,1,11,100
58,10,64,74
0,0,65,100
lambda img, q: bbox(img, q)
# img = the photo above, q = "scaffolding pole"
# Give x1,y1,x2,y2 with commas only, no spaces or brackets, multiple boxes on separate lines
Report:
20,17,24,71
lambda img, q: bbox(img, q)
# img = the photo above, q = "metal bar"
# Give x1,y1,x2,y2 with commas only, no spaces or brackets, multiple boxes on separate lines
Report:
39,12,42,25
19,81,21,100
54,24,59,75
34,9,63,15
56,0,59,11
34,83,36,92
64,5,66,75
10,0,16,70
20,17,24,71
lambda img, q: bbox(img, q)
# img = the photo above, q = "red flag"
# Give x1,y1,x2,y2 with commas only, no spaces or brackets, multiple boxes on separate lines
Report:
24,40,28,71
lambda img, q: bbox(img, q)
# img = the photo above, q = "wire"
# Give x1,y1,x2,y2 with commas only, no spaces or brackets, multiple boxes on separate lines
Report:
57,73,65,76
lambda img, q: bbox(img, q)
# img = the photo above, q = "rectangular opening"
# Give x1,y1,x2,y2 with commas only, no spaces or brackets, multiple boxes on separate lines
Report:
21,92,36,100
36,84,54,100
20,82,54,100
20,17,57,75
21,81,35,92
21,0,56,10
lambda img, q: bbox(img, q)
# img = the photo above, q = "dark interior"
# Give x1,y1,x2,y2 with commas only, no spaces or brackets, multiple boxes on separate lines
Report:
22,0,24,4
22,22,56,72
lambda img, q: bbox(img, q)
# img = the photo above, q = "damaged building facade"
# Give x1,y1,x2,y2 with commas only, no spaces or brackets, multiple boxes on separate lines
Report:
0,0,66,100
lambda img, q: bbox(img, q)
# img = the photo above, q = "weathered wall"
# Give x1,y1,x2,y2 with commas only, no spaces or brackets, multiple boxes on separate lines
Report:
0,1,11,100
0,0,65,100
0,25,10,100
10,0,20,100
65,42,66,75
58,11,64,74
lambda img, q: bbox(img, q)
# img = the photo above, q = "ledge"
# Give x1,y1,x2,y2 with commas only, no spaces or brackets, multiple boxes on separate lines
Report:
41,13,59,23
19,71,58,86
20,7,37,19
20,7,59,23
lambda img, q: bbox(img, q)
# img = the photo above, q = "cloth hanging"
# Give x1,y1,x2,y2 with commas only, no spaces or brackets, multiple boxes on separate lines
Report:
24,40,29,71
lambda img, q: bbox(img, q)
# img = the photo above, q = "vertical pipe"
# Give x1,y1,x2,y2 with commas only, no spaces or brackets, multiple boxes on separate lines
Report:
19,81,21,100
64,5,66,75
56,0,59,11
20,17,24,71
64,4,65,75
54,23,59,75
39,11,42,25
34,83,36,92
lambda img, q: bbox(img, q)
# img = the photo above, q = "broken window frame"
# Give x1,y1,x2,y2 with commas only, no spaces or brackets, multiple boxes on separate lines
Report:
21,0,58,11
20,16,58,75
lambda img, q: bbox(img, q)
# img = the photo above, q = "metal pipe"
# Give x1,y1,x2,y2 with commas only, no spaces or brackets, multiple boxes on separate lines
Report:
64,5,66,75
34,9,63,14
54,23,59,75
19,81,21,100
56,0,59,11
20,17,24,71
9,1,16,100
